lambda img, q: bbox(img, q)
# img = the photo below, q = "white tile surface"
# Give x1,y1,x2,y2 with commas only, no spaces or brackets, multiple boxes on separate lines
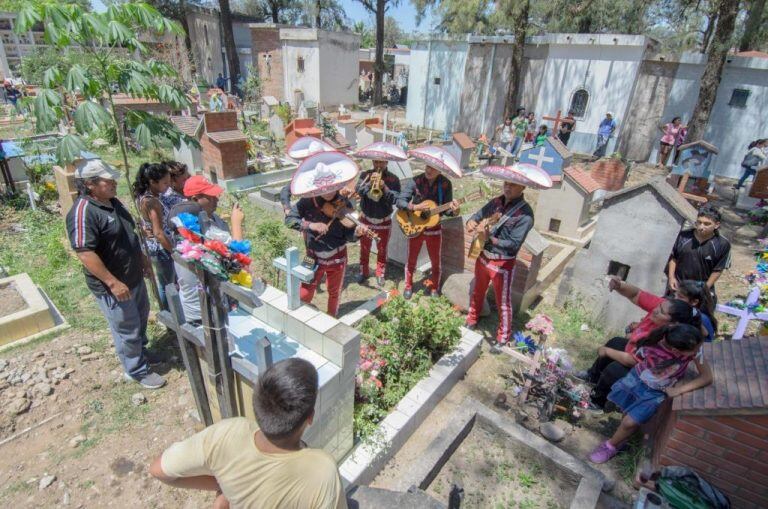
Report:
307,313,339,334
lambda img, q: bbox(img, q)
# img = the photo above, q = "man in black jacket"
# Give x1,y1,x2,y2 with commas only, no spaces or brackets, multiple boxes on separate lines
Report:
465,181,534,346
355,159,401,286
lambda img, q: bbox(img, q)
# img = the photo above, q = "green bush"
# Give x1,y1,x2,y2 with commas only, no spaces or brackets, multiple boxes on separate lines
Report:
354,293,463,439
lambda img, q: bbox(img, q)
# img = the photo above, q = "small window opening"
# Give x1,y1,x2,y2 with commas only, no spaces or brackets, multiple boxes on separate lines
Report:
549,218,561,233
297,56,305,73
607,260,630,281
729,89,750,108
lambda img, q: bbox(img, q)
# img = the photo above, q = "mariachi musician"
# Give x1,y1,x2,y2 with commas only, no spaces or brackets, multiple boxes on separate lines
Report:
464,164,552,347
282,137,338,216
396,146,462,299
353,142,406,287
285,151,371,317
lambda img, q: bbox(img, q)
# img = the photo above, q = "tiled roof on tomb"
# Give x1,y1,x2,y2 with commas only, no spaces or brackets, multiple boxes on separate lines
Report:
207,130,247,143
547,136,572,159
564,165,601,194
603,176,698,222
453,132,476,150
675,339,768,414
677,140,719,154
589,160,627,191
170,116,202,138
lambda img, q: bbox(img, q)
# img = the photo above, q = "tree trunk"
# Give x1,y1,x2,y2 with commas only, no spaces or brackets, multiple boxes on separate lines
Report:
372,0,385,105
504,0,531,119
686,0,739,142
739,0,766,51
271,3,280,23
315,0,322,28
219,0,240,94
700,10,718,53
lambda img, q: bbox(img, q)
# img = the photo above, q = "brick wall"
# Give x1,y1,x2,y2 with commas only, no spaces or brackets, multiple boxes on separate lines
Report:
204,111,238,133
200,136,248,181
654,413,768,508
251,26,283,101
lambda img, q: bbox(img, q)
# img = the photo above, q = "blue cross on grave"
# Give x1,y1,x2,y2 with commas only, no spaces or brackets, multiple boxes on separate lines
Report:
273,246,316,310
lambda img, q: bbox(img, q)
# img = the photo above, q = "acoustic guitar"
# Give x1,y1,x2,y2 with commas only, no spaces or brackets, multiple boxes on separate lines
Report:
467,212,501,260
396,190,483,238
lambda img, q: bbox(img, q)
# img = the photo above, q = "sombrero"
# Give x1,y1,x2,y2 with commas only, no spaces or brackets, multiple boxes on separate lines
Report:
408,145,463,179
290,151,360,198
481,163,553,189
353,141,407,162
287,136,336,160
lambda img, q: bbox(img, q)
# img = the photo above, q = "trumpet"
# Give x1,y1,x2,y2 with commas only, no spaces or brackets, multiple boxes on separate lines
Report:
367,170,383,201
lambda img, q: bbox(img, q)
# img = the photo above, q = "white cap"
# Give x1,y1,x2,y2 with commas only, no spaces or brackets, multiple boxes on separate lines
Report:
606,111,614,117
74,159,121,181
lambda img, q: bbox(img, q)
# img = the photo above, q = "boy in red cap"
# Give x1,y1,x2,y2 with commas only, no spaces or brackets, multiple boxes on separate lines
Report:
167,175,245,325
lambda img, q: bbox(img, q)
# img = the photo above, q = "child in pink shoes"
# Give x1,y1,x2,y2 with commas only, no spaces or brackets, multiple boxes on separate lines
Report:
589,323,713,464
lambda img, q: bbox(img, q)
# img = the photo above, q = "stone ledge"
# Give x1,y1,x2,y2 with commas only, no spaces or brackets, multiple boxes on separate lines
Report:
339,326,482,489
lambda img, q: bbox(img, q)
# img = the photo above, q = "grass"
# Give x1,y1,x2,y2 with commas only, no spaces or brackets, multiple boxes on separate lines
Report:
616,434,644,485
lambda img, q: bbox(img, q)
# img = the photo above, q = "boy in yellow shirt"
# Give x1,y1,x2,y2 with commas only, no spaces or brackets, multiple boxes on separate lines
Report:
149,359,347,509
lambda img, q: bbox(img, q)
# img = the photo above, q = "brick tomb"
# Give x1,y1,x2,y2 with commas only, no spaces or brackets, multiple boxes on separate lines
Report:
200,111,248,182
651,339,768,509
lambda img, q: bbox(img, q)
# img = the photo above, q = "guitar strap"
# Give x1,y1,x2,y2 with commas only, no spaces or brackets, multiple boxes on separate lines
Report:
489,200,526,235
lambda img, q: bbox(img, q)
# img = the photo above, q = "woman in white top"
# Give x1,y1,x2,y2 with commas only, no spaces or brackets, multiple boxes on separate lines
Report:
735,139,768,190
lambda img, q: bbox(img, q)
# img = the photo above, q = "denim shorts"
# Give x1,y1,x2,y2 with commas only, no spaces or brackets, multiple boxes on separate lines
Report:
608,370,667,424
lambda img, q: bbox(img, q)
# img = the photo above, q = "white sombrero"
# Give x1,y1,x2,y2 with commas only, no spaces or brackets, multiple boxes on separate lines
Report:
287,136,336,160
481,163,553,189
353,141,407,162
291,151,360,198
408,145,463,179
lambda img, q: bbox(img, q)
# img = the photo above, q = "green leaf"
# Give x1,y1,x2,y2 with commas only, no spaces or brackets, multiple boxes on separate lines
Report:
157,84,189,109
33,89,62,132
106,20,132,45
43,3,70,29
82,13,108,35
42,67,63,88
134,122,152,149
57,134,87,165
65,65,88,92
74,101,111,134
125,73,153,97
15,5,42,33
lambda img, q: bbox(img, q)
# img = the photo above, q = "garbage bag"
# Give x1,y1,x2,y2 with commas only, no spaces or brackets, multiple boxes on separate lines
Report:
655,466,729,509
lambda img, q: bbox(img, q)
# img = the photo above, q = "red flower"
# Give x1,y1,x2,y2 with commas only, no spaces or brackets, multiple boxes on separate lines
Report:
233,253,252,266
178,227,201,243
204,240,230,257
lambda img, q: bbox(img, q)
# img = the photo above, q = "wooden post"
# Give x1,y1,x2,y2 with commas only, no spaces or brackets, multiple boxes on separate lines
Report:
162,285,214,426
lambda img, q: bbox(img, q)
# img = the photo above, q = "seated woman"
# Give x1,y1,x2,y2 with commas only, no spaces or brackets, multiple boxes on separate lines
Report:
676,279,717,342
589,323,712,463
578,276,703,408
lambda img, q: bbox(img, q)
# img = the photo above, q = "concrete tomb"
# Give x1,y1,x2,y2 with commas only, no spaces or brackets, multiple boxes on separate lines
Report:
0,273,67,350
517,136,571,181
200,111,249,182
535,165,600,243
447,132,476,170
559,177,697,332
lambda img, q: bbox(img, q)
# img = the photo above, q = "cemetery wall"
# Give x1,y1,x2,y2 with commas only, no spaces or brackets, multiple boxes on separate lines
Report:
518,45,549,122
251,25,284,101
405,40,469,132
185,8,224,85
652,53,768,179
456,42,514,138
281,38,321,109
318,32,360,108
532,43,646,156
617,60,679,161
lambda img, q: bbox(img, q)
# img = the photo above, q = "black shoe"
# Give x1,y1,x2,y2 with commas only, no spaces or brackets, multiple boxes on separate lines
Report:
464,320,477,330
356,273,368,284
489,341,503,355
403,289,413,300
430,290,439,298
376,276,385,287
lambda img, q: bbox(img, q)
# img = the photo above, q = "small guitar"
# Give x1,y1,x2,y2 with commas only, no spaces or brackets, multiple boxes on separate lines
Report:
467,212,501,260
396,189,483,238
320,198,379,241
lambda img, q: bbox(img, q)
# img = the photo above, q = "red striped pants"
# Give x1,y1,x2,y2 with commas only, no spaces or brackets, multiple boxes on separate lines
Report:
466,253,516,343
359,217,392,278
300,248,347,317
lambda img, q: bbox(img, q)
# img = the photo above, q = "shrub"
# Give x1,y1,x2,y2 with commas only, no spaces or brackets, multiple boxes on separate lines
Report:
354,293,463,439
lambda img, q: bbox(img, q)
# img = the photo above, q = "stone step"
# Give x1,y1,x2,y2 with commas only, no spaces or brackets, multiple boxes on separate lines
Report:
346,485,446,509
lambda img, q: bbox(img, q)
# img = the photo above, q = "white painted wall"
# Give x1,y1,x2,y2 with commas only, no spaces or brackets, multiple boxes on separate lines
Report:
532,43,646,155
281,39,321,109
651,54,768,179
405,40,469,132
318,32,360,108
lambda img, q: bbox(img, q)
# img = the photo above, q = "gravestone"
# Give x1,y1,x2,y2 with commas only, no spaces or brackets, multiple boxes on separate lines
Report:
261,96,279,119
269,114,285,140
517,137,571,181
535,165,600,242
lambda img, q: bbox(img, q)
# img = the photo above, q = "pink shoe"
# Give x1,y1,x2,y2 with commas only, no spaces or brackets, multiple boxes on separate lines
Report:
589,441,618,464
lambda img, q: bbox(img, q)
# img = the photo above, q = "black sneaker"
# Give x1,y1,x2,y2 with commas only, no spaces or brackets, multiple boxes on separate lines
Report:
356,273,368,284
464,320,477,330
403,288,413,300
124,372,166,389
376,276,385,287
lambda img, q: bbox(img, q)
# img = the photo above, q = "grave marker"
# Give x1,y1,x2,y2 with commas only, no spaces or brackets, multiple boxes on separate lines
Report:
273,246,316,310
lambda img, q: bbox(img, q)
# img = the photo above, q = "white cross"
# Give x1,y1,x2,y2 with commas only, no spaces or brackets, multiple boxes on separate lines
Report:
272,247,315,310
526,146,554,168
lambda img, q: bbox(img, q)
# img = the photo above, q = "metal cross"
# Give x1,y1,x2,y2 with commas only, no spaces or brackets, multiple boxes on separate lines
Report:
273,246,315,310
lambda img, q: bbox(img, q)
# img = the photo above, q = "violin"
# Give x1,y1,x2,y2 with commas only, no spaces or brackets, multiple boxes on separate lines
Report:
319,196,379,241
